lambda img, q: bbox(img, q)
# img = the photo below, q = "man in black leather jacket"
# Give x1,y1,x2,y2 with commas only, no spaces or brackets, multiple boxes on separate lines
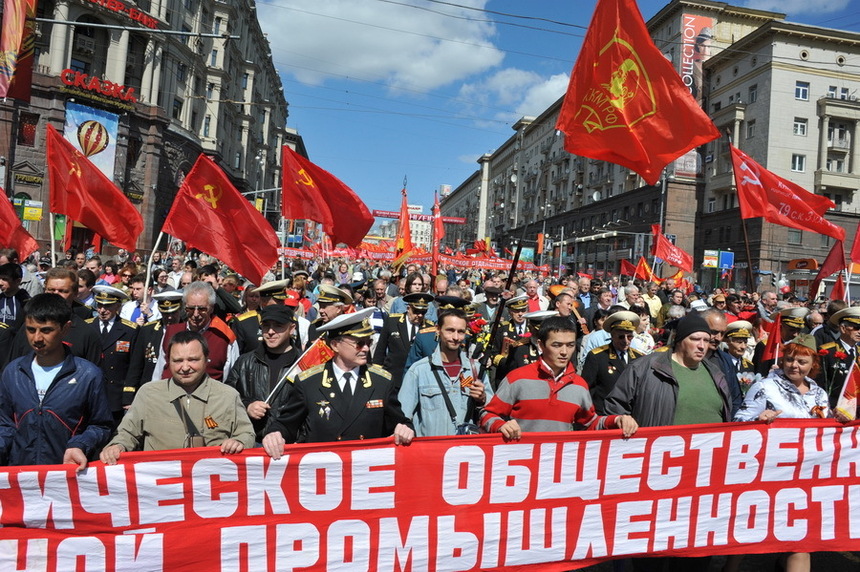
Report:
225,304,299,442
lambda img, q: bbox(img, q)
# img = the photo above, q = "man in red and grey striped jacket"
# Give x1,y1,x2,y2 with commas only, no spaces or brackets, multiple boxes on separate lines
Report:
480,316,638,440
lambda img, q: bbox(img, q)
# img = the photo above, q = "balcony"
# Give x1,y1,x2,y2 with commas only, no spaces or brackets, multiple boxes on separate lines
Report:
707,170,735,192
818,96,860,121
711,102,746,128
828,138,851,151
814,169,860,190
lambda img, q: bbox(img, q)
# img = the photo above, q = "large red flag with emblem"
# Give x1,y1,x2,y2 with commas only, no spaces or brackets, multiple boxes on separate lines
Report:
46,125,142,251
0,191,38,258
392,188,413,269
281,145,373,247
163,154,279,285
555,0,719,185
729,144,845,241
650,224,693,272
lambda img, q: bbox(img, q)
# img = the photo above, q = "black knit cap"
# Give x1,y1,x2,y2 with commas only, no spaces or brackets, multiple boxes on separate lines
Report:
674,313,711,345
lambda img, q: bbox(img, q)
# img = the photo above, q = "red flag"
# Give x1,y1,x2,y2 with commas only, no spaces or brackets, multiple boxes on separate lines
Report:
835,359,860,421
281,145,373,247
162,154,279,285
634,256,659,282
555,0,719,185
0,0,37,101
831,271,846,302
0,192,38,258
850,221,860,265
760,312,782,363
808,240,846,301
392,188,413,269
46,125,142,251
650,224,693,272
432,192,444,275
730,144,845,242
620,259,637,276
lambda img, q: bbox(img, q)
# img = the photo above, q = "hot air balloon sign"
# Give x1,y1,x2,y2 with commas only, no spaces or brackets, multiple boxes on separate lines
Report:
77,120,109,157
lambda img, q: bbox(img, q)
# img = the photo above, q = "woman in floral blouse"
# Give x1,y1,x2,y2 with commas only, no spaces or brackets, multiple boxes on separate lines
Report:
733,340,829,572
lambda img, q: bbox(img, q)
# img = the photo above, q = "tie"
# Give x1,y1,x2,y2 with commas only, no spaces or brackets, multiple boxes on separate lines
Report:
411,324,417,341
101,322,109,335
342,372,353,399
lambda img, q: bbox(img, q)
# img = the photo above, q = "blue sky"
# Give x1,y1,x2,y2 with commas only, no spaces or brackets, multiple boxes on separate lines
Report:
257,0,858,229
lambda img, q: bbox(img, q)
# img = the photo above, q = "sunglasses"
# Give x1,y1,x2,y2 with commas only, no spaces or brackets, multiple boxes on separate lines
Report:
186,306,210,313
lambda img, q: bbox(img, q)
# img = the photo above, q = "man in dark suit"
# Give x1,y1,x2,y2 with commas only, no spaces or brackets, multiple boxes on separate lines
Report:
127,291,183,392
373,292,435,388
262,311,414,455
87,285,141,424
581,311,644,415
474,286,504,323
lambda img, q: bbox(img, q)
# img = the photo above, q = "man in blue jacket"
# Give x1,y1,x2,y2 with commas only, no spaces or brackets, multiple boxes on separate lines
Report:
0,293,112,470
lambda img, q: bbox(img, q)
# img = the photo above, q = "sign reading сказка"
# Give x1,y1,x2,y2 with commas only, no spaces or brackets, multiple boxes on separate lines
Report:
1,420,858,571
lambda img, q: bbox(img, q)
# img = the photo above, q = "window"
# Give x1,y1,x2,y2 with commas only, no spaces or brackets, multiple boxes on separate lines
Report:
17,113,38,146
826,158,845,173
787,229,802,245
841,87,850,100
172,98,183,120
795,81,810,101
213,16,221,34
746,120,756,139
707,198,715,213
210,49,218,66
713,101,722,112
242,73,249,89
206,82,214,99
793,118,807,136
748,84,758,103
69,58,88,73
828,85,837,98
176,62,187,82
203,116,210,136
791,154,806,172
233,151,241,170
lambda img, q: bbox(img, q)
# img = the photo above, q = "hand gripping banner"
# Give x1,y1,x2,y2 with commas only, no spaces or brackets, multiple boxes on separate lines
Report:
1,420,859,571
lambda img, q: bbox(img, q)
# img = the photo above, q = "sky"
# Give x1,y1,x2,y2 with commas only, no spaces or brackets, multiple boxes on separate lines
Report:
256,0,859,230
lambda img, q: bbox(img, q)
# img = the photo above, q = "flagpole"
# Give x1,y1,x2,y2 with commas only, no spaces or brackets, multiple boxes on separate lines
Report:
49,212,57,265
143,230,166,308
740,219,756,292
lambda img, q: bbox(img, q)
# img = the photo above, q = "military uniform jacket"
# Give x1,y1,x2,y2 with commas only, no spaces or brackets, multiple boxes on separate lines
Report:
232,310,262,355
490,320,528,362
128,320,165,395
267,361,411,443
372,314,433,388
496,338,540,386
87,317,142,411
581,344,643,415
816,341,857,407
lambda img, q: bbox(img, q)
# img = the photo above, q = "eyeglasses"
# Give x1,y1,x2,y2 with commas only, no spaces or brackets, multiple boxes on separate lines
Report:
186,306,210,313
121,273,133,278
339,338,371,349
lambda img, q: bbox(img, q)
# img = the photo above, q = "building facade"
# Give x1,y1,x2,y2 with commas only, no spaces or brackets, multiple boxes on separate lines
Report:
441,0,860,291
1,0,288,254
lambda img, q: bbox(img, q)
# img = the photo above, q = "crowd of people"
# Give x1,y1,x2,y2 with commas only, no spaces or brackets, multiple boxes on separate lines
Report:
0,244,856,571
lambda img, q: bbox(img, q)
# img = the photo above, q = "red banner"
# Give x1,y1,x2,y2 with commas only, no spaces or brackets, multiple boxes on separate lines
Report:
1,421,859,570
651,224,693,272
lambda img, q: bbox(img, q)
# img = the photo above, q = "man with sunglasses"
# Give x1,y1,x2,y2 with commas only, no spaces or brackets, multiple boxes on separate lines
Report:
153,281,239,381
581,311,644,415
373,292,435,389
262,309,414,452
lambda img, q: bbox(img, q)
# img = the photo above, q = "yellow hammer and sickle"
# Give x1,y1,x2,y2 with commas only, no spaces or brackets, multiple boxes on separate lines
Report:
296,168,315,187
195,184,222,208
67,158,82,178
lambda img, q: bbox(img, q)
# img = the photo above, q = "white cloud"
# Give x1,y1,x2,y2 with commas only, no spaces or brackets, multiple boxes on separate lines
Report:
257,0,505,92
459,69,569,122
743,0,849,15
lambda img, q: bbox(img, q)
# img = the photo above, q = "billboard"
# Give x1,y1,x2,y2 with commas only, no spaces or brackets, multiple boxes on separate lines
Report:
63,102,119,179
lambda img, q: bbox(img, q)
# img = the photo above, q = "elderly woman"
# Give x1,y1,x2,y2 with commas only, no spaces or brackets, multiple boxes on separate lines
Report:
732,340,829,572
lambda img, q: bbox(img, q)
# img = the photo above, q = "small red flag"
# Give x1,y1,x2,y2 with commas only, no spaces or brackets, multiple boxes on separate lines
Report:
555,0,719,185
634,256,659,283
433,192,445,243
831,271,846,302
0,192,38,258
730,144,845,242
281,145,373,247
46,125,142,251
620,259,637,276
760,311,782,363
651,224,693,273
0,0,37,101
808,240,846,301
162,154,279,285
850,221,860,265
392,188,414,269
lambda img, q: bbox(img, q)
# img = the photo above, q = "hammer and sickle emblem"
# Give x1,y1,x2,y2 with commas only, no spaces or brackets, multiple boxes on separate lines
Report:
739,160,763,188
195,184,222,208
296,168,315,187
67,158,82,178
